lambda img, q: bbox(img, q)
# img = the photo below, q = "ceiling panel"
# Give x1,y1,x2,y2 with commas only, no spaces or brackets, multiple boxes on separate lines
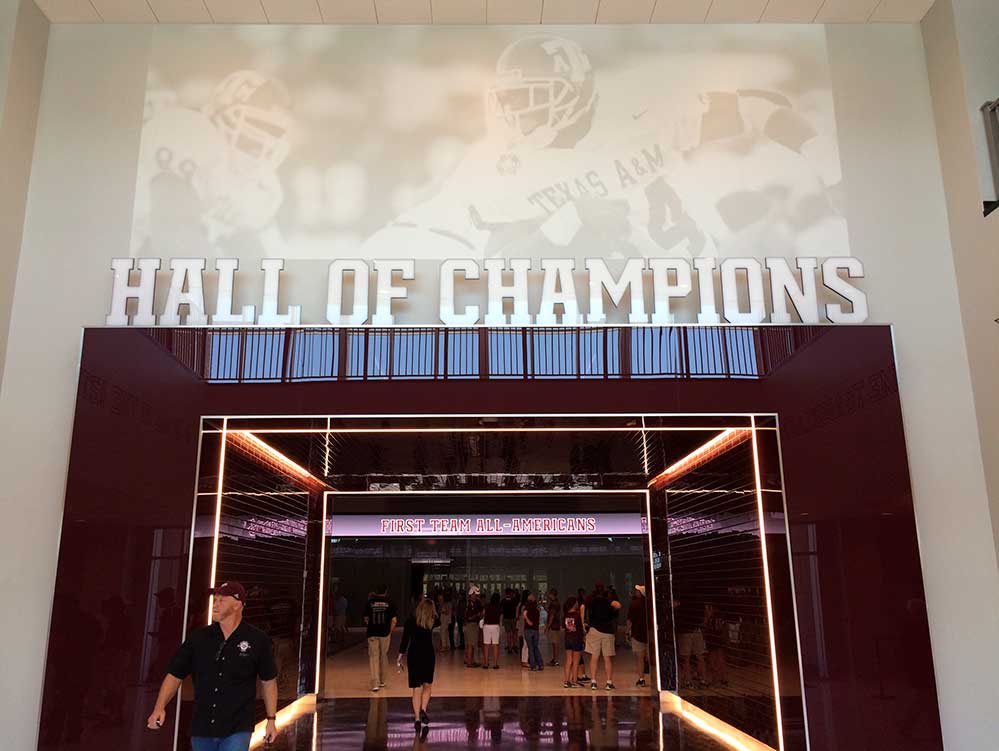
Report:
760,0,824,22
375,0,431,22
203,0,267,22
35,0,103,22
814,0,879,22
317,0,377,22
486,0,541,23
147,0,213,22
541,0,598,23
705,0,767,22
649,0,710,22
596,0,656,23
90,0,156,21
261,0,323,22
431,0,487,23
869,0,934,22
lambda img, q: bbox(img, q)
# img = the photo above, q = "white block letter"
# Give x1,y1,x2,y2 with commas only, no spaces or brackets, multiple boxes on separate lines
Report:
212,259,255,325
693,257,721,324
160,258,209,326
648,258,691,325
537,259,582,326
822,257,868,323
585,258,648,324
106,258,160,326
766,257,819,324
720,258,766,324
372,259,415,326
484,258,532,326
258,259,302,326
326,259,369,325
439,259,481,326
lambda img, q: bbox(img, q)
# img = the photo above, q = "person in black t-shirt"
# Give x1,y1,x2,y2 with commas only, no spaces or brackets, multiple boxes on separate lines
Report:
581,582,621,691
363,584,398,692
146,581,277,751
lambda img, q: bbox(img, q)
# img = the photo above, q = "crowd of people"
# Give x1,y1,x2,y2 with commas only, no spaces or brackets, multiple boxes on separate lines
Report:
359,581,652,732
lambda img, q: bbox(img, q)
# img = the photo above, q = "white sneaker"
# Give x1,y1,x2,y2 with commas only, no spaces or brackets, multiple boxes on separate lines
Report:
371,686,380,692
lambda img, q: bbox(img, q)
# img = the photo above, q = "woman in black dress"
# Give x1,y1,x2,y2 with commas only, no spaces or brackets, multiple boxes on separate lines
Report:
397,597,437,731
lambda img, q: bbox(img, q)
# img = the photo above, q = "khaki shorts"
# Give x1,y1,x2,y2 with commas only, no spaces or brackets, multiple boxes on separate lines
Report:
585,628,616,657
677,630,706,658
463,622,480,645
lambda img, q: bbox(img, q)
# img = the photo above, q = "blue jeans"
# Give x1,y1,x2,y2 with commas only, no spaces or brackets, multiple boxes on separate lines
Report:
191,732,252,751
525,629,543,669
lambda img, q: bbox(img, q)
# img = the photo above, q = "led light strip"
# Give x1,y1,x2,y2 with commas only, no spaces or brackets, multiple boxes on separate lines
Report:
662,693,775,751
248,694,315,748
207,418,229,624
314,491,328,694
647,428,753,490
750,415,785,751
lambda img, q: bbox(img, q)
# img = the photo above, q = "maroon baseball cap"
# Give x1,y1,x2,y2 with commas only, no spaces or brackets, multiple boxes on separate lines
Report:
214,581,246,602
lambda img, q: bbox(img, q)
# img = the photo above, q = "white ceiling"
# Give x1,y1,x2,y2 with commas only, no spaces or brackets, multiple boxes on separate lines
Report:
33,0,937,24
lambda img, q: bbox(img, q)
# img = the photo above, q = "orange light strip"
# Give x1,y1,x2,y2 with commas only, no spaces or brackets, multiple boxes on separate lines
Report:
647,428,752,490
207,418,229,624
230,431,313,478
662,693,776,751
750,416,785,751
248,694,316,748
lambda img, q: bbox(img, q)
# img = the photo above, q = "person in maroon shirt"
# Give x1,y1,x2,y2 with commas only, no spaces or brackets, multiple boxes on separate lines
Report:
626,584,650,687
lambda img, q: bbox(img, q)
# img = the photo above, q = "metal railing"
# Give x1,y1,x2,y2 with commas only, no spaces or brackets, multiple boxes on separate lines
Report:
141,325,826,384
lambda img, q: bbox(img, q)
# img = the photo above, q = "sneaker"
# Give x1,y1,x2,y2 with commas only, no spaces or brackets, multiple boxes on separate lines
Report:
492,665,499,670
482,664,489,670
371,686,380,692
563,681,573,688
590,682,598,691
578,674,591,682
379,682,385,687
605,682,615,691
636,678,647,687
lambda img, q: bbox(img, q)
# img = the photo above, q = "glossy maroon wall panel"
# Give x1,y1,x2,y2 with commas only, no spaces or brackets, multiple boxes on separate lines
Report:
38,326,942,751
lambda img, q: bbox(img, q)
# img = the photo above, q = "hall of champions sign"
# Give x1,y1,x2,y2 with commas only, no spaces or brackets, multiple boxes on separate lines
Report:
104,255,868,327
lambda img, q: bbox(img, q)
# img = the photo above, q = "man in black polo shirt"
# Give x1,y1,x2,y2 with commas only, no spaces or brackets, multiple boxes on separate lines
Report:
146,581,278,750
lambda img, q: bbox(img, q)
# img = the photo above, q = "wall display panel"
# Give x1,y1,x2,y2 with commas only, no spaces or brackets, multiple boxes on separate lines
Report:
127,25,852,326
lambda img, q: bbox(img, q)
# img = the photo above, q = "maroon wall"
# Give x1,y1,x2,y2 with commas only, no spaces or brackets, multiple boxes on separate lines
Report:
37,326,941,751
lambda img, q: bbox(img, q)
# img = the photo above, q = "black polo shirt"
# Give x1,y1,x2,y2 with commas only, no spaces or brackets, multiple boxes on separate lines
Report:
167,621,277,737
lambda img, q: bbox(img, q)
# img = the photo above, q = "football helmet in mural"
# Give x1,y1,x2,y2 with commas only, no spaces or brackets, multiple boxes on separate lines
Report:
204,70,293,176
486,35,597,150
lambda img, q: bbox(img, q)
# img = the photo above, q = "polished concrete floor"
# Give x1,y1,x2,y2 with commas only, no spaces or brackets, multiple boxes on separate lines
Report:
324,631,657,699
272,695,735,750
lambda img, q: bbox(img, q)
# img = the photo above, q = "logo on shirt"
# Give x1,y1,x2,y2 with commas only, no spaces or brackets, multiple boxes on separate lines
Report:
237,640,251,655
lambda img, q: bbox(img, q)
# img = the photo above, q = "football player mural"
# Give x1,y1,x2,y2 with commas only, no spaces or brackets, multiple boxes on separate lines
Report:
131,26,848,268
359,34,843,262
131,70,294,265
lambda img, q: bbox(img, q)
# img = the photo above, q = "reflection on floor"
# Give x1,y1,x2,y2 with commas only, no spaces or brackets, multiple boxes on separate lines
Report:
268,695,736,750
324,632,656,699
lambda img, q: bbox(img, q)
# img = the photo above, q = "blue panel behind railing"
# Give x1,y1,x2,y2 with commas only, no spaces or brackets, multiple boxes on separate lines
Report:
142,325,824,384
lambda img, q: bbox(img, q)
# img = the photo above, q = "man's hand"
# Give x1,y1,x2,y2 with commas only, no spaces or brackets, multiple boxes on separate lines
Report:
264,718,278,744
146,707,166,730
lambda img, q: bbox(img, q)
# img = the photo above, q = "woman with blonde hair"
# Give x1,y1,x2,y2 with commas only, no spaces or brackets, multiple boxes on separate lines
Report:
397,597,438,731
